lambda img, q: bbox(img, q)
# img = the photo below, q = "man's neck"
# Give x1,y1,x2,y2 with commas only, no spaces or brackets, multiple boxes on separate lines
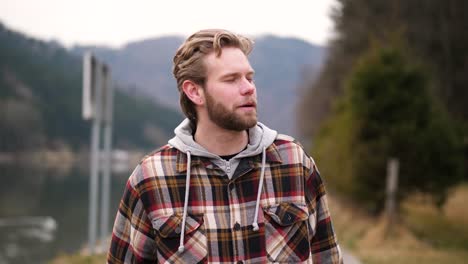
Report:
194,122,248,156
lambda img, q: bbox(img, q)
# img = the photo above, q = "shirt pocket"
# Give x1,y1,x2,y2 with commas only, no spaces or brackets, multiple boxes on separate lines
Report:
152,213,207,263
263,202,311,262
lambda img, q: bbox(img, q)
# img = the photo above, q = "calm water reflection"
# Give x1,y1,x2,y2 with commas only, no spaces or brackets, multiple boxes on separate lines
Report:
0,164,130,264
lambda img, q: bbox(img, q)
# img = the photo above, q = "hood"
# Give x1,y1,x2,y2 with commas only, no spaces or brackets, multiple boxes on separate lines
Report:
168,118,277,159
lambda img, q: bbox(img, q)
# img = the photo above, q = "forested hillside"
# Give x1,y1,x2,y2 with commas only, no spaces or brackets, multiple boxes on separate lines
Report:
299,0,468,139
0,22,182,152
298,0,467,210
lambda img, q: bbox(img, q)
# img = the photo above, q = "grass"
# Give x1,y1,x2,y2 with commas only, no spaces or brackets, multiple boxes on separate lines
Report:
329,183,468,264
403,192,468,250
48,243,108,264
49,253,106,264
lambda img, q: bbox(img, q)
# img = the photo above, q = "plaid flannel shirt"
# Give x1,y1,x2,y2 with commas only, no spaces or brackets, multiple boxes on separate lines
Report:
108,134,342,263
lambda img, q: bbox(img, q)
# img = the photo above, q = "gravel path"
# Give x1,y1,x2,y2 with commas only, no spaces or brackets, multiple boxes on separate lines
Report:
342,248,361,264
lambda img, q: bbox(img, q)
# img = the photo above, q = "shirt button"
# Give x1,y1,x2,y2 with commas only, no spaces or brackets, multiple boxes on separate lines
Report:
233,222,241,231
284,213,293,225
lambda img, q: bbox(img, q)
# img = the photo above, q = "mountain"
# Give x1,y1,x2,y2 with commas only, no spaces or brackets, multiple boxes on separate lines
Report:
0,22,182,152
250,35,324,137
73,35,325,138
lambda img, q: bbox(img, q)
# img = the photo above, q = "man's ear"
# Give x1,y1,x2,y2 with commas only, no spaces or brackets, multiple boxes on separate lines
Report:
182,80,204,106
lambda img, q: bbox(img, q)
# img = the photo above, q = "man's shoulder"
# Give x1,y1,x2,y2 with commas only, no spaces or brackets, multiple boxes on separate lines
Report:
274,133,306,149
272,134,314,167
127,144,181,187
139,144,179,165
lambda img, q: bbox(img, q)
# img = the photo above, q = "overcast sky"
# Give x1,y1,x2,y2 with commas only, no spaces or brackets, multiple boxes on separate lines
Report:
0,0,338,48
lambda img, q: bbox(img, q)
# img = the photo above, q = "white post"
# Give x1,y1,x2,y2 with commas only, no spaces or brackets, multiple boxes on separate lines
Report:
88,58,103,254
83,52,114,254
100,65,113,252
385,158,399,236
82,53,93,120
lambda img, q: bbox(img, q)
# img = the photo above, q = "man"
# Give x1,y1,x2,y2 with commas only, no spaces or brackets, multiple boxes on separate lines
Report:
108,29,342,263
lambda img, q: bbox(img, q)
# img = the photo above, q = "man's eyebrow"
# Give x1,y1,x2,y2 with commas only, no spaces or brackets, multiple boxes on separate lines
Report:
220,71,255,78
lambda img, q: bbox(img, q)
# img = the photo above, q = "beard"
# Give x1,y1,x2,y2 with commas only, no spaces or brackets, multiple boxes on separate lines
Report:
205,91,257,131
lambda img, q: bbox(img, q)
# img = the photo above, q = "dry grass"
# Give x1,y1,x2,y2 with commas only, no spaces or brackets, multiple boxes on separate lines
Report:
49,240,109,264
359,248,468,264
49,254,106,264
328,193,373,250
403,193,468,250
444,184,468,226
329,183,468,264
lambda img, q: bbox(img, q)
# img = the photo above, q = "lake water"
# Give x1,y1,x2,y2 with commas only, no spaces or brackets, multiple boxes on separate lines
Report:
0,163,131,264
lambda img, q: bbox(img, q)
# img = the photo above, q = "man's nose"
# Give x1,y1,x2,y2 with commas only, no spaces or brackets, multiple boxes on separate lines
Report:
240,78,255,95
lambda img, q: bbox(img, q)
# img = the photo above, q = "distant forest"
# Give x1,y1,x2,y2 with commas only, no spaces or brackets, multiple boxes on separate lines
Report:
0,22,182,153
298,0,468,211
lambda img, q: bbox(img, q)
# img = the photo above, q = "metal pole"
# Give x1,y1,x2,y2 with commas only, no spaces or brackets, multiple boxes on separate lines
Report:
385,158,399,236
100,66,113,252
88,60,102,254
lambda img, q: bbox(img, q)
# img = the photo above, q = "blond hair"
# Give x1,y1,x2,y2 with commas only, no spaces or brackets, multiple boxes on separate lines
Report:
172,29,254,124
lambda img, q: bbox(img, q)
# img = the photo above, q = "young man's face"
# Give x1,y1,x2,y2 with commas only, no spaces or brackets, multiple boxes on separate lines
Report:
202,47,257,131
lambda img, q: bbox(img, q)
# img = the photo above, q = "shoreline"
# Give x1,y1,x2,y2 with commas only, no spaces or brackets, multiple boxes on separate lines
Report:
0,149,144,174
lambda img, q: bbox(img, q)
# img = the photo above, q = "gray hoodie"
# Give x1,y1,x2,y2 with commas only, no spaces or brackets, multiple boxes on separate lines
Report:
168,118,278,179
167,118,278,252
169,119,277,253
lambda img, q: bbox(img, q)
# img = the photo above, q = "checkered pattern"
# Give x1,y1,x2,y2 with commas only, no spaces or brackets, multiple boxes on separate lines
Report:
108,134,342,263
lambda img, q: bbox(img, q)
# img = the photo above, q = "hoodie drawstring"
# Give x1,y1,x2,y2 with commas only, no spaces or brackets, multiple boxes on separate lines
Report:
179,147,266,252
252,147,266,231
178,151,191,253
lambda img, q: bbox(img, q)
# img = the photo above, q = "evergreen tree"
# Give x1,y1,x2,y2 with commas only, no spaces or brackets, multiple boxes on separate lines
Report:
299,0,468,138
315,45,464,212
